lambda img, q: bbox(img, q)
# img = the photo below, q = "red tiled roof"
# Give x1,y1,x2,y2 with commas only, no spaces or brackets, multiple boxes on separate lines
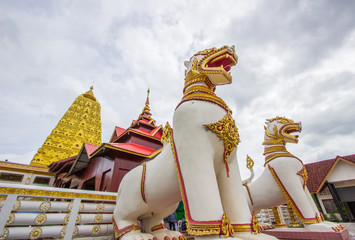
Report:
115,126,126,138
341,154,355,163
84,143,99,156
105,142,159,156
49,156,77,172
152,126,163,138
305,154,355,193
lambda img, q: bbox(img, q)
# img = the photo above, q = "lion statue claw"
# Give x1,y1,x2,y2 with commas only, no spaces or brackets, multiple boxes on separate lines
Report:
112,46,278,240
243,117,346,232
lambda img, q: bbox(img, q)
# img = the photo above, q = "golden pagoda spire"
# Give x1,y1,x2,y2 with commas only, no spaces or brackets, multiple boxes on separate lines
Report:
143,88,151,114
31,87,102,167
136,88,156,126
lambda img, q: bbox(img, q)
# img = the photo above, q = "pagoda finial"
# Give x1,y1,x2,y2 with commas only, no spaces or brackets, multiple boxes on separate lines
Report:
146,88,150,105
90,85,94,91
143,88,151,114
135,88,156,127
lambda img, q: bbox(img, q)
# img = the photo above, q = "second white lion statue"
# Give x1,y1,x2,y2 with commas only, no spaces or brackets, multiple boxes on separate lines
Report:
243,117,345,232
112,46,277,240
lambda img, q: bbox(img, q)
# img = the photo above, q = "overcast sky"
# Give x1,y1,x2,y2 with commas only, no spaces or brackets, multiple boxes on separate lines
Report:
1,0,354,179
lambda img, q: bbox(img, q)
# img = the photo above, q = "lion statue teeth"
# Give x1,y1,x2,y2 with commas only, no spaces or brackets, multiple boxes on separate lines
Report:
243,116,346,232
112,46,278,240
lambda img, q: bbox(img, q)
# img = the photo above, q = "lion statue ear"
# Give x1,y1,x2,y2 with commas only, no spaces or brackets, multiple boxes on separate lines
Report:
184,60,192,71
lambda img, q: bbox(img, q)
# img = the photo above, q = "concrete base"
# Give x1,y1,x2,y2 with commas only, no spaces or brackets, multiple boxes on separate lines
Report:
261,228,350,240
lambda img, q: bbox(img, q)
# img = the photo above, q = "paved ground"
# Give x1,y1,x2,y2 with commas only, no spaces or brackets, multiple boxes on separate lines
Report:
343,222,355,240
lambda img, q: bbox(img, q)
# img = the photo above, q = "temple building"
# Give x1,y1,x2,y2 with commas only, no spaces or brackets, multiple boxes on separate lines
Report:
49,89,163,192
30,87,102,167
305,154,355,222
0,160,55,187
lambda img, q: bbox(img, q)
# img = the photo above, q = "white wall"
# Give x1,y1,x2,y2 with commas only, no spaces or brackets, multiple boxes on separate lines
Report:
328,160,355,183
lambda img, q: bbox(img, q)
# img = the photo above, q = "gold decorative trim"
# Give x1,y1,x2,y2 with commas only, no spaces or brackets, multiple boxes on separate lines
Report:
246,155,254,169
94,214,103,223
67,202,73,211
264,152,303,166
103,143,162,158
6,213,15,225
64,214,81,224
60,226,66,238
263,145,287,155
205,112,240,177
0,187,116,200
12,200,21,211
80,202,84,211
113,219,140,239
221,213,234,238
35,213,47,225
29,227,42,239
268,165,320,224
242,184,254,206
297,164,308,189
161,122,173,144
73,226,79,236
151,223,167,231
0,228,9,240
96,203,105,212
140,162,147,203
272,207,282,225
251,214,260,233
232,224,251,232
0,161,50,173
177,85,231,113
39,201,51,212
183,76,214,93
92,225,101,235
287,204,300,226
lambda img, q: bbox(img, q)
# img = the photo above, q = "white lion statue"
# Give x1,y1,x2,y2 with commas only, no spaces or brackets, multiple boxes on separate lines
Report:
112,46,277,240
242,117,345,232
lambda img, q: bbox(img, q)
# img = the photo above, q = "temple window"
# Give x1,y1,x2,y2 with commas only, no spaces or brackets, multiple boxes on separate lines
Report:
33,176,51,185
322,199,339,213
0,172,24,182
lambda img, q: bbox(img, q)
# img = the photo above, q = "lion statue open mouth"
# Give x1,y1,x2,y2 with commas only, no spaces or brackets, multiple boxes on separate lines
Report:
112,46,277,240
243,117,345,232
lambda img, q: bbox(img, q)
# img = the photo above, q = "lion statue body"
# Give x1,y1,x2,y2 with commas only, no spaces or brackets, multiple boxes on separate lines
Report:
112,46,277,240
243,117,345,232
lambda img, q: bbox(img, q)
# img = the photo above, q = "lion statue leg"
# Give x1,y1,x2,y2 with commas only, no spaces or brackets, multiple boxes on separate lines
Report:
269,159,343,232
142,204,184,240
113,141,184,240
173,102,277,240
219,152,278,240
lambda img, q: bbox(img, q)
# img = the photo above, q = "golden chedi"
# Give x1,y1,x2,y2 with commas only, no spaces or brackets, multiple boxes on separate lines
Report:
31,86,101,167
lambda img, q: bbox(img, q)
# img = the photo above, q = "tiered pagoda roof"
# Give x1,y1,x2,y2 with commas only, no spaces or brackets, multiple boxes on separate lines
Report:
49,89,163,177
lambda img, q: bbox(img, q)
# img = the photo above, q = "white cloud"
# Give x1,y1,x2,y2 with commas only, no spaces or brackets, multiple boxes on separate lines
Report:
1,0,355,180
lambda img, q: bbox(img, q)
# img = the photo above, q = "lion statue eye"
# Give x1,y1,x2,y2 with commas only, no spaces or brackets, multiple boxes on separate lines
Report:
277,119,292,124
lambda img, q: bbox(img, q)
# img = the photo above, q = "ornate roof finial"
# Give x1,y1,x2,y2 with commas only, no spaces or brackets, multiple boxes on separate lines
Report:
135,88,156,127
146,88,150,105
143,88,151,114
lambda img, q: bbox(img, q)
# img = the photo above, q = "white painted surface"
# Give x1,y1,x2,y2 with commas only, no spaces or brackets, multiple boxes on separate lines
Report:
327,160,355,183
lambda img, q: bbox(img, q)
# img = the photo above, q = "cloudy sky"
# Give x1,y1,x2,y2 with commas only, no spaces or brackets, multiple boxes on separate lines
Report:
1,0,354,178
